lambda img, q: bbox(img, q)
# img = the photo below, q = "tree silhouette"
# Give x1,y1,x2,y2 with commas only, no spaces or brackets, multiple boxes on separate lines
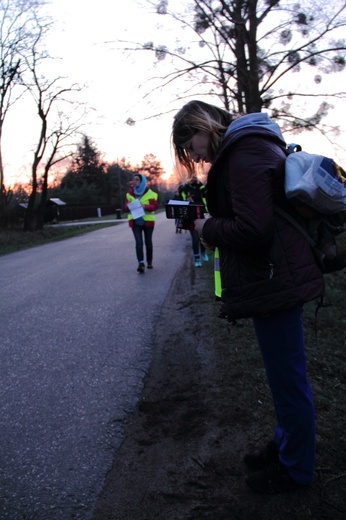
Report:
59,135,110,205
139,153,164,190
108,159,134,209
120,0,346,134
22,30,82,231
0,0,48,225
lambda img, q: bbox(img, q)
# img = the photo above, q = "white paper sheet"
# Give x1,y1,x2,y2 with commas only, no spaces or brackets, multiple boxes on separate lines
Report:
127,199,145,219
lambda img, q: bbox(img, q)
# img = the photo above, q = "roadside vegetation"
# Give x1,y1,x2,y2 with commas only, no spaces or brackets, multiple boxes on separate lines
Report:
93,253,346,520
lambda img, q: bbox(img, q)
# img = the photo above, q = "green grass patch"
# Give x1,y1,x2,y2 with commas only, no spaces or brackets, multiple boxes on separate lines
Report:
0,221,118,256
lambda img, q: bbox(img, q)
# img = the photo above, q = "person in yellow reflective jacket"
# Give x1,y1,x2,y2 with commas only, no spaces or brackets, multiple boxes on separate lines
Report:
124,173,158,273
176,177,209,267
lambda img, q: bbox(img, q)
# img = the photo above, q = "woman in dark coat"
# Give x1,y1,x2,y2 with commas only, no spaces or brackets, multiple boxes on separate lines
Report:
172,100,324,494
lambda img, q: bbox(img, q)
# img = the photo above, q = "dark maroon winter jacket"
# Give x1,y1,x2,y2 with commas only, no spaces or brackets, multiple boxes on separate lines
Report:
202,115,324,321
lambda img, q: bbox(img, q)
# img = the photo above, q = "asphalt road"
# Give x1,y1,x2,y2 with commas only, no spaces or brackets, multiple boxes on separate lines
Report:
0,213,190,520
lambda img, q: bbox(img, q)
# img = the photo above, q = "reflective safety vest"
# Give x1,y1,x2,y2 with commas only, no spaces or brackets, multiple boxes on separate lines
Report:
126,189,158,224
180,183,207,211
214,247,222,298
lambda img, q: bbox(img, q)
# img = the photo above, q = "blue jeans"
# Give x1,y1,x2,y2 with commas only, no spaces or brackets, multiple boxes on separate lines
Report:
132,224,154,264
253,306,315,484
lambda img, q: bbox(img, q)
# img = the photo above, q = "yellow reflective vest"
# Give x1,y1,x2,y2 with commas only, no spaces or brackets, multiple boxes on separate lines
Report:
179,182,207,210
214,247,222,298
126,189,158,226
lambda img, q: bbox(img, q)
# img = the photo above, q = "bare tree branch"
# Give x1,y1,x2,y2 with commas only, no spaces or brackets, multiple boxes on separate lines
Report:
111,0,346,130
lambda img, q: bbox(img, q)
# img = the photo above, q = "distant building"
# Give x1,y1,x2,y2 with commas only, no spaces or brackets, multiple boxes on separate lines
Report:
46,198,66,222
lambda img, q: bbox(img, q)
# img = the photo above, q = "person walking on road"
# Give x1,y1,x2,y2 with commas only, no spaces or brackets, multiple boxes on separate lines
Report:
124,173,158,273
176,177,209,267
171,100,324,494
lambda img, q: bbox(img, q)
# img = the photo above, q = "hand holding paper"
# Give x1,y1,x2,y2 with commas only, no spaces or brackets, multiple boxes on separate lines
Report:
127,199,145,219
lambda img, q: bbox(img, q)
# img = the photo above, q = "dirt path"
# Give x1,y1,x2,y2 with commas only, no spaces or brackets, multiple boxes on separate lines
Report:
92,257,346,520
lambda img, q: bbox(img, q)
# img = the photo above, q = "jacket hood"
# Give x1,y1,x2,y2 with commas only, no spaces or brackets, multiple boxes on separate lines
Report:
225,113,284,140
134,175,147,196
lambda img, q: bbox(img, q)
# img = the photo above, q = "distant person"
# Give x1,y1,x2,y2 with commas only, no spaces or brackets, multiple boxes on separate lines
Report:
176,177,209,267
124,173,158,273
172,100,324,494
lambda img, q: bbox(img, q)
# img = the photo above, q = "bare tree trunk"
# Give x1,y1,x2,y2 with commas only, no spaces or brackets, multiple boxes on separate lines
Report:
23,165,38,231
36,166,49,230
23,191,37,231
247,0,263,113
0,124,7,227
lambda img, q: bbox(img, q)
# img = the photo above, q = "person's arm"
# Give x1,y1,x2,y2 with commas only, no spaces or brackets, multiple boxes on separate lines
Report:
174,185,185,201
123,194,130,212
143,198,158,212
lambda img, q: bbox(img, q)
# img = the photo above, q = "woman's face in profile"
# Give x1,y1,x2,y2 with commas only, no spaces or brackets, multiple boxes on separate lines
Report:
183,130,212,164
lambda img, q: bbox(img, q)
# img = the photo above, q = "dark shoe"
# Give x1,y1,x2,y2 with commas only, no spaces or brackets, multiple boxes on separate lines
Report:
244,440,279,470
147,264,153,269
137,263,145,273
246,463,307,494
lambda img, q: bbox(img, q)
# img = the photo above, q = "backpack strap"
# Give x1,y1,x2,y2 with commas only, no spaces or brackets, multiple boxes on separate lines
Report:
274,205,316,248
274,205,332,348
274,205,327,271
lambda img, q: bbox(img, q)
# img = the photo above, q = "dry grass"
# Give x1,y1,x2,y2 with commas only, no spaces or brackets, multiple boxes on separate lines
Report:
93,256,346,520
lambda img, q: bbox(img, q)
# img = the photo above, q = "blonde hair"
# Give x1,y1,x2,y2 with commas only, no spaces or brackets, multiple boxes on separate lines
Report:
172,100,234,175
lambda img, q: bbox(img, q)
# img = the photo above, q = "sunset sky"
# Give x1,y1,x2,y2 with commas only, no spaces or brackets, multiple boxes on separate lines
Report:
4,0,182,185
3,0,346,186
